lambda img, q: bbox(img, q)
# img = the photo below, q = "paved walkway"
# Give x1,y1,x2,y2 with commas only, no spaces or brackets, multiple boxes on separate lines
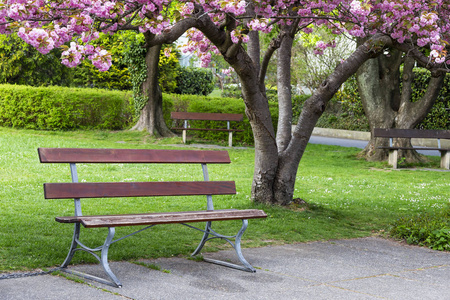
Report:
1,237,449,299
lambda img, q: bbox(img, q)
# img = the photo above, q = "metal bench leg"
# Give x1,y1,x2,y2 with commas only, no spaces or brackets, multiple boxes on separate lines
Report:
228,131,233,147
191,220,256,273
99,227,122,287
388,149,398,169
192,221,211,256
59,227,122,288
61,223,81,268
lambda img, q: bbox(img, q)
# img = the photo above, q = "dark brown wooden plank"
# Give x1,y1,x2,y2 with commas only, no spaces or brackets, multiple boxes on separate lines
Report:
378,147,450,151
171,112,243,122
44,181,236,199
171,127,244,132
374,128,450,139
38,148,231,164
56,209,267,228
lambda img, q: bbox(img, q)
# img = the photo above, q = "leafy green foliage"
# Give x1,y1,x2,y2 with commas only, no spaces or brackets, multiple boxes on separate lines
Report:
390,204,450,251
122,35,181,116
221,85,242,99
71,33,132,91
122,34,148,115
159,47,180,93
0,33,133,90
292,93,369,131
411,69,450,130
0,85,133,130
0,33,72,87
175,67,215,96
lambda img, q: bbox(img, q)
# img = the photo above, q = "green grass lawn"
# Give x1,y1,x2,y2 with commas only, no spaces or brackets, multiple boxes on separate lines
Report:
0,127,448,272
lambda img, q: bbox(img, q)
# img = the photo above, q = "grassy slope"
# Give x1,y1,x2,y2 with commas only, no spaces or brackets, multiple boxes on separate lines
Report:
0,127,448,271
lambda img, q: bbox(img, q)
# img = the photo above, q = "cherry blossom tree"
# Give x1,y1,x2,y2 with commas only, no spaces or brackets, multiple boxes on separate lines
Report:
2,0,450,205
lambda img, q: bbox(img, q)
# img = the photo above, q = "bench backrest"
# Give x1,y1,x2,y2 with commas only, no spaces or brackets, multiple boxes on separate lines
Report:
374,128,450,139
171,112,243,122
38,148,235,214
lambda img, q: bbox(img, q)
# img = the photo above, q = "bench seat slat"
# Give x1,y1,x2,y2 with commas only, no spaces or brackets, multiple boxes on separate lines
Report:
38,148,231,164
44,181,236,199
171,112,243,122
378,146,450,151
171,127,244,132
55,209,268,228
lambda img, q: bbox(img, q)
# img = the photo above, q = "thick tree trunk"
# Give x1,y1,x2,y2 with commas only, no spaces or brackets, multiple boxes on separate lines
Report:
357,50,444,164
131,43,174,137
356,51,400,160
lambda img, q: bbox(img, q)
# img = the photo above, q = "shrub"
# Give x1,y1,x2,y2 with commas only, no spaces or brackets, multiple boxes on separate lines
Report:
390,204,450,251
0,33,72,87
221,85,242,99
0,85,133,130
175,67,215,96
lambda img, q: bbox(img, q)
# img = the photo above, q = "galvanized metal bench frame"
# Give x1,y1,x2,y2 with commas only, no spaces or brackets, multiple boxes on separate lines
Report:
171,112,244,147
38,148,266,288
374,128,450,169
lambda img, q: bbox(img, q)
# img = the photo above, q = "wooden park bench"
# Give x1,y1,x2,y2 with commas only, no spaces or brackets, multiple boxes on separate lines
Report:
171,112,244,147
374,128,450,169
38,147,267,287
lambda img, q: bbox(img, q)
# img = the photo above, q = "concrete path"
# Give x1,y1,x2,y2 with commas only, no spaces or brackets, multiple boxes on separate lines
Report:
1,237,449,299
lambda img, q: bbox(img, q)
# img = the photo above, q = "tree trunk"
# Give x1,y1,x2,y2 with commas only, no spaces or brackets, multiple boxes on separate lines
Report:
276,30,294,152
357,49,444,163
194,6,397,204
131,43,174,137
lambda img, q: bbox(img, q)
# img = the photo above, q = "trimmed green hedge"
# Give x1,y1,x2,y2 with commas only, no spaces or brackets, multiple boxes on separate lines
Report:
0,85,133,130
0,84,274,145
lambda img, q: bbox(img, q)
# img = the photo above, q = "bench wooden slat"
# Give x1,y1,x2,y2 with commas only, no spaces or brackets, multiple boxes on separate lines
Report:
171,127,244,132
38,148,231,164
374,128,450,139
378,146,450,151
171,112,243,122
56,209,268,228
44,181,236,199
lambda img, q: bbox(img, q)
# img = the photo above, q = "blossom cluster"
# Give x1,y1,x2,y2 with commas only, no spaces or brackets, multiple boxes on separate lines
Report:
2,0,450,70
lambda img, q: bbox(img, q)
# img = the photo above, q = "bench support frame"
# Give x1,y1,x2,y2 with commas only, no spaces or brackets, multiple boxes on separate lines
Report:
60,219,254,287
57,160,257,288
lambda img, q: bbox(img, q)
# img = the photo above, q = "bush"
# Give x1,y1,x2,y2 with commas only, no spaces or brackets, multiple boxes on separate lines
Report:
0,33,73,87
0,85,133,130
175,67,215,96
390,204,450,251
292,93,370,131
163,93,278,145
221,85,242,99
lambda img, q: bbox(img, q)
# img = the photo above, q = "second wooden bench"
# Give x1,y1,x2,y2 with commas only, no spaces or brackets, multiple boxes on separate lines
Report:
38,147,267,287
171,112,244,147
374,128,450,169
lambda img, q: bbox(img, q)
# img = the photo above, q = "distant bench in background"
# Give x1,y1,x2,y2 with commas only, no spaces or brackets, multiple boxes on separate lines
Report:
374,128,450,169
171,112,243,147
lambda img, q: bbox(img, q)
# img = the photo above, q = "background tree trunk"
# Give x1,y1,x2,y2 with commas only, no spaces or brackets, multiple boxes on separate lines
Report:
357,49,444,163
131,43,174,137
276,29,294,153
